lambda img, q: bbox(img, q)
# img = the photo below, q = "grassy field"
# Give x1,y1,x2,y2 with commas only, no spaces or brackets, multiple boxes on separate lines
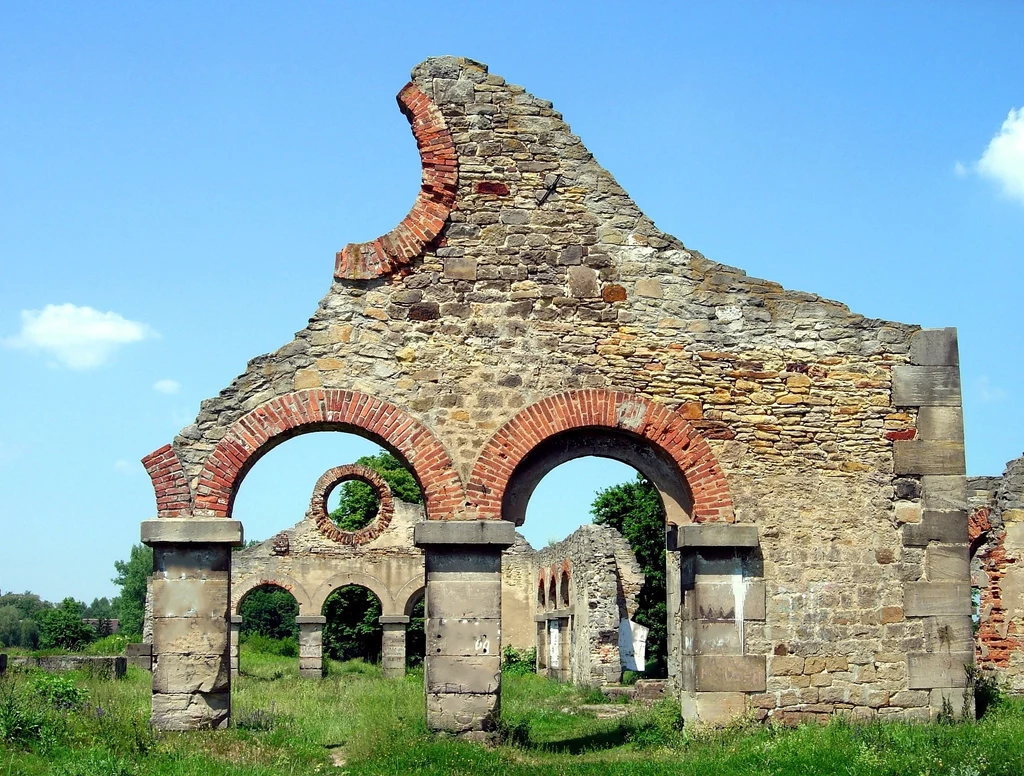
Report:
2,648,1023,775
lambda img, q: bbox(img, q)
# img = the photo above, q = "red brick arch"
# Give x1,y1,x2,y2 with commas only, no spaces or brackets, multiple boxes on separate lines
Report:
466,389,734,523
334,82,458,280
142,444,190,517
192,389,464,519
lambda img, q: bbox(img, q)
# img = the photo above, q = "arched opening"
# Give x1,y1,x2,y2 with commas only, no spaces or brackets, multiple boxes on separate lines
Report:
508,428,690,682
322,585,384,666
404,589,426,669
236,584,299,674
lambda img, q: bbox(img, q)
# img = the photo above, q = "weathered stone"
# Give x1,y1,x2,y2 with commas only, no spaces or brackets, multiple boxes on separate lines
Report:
907,652,973,689
904,582,972,617
893,441,966,475
902,511,968,546
909,328,959,367
696,655,766,692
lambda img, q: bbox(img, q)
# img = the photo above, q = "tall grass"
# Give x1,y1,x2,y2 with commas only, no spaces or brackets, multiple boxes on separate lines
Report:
1,648,1023,775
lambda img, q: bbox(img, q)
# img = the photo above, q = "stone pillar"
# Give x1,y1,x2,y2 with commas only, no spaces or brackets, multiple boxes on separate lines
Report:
141,517,242,731
668,523,766,725
892,328,973,719
415,520,514,736
380,615,409,678
296,615,326,679
229,616,242,677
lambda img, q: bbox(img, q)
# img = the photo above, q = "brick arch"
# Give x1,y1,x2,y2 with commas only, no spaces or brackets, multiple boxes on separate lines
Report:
233,576,312,616
142,444,191,517
466,389,734,523
334,82,458,280
193,389,464,519
313,571,396,616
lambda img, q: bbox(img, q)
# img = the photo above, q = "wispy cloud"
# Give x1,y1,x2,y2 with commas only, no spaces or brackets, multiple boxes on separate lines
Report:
113,459,139,474
976,108,1024,205
153,379,181,395
976,376,1007,403
2,303,154,369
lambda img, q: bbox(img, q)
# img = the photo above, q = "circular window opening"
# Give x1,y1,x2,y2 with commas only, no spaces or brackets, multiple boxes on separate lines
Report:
310,464,394,545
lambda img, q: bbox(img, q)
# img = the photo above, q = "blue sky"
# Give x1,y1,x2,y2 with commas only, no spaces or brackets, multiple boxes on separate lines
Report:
1,3,1021,603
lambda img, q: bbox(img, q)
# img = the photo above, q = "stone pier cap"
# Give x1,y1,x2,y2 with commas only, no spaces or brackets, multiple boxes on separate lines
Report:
142,518,244,546
414,519,515,548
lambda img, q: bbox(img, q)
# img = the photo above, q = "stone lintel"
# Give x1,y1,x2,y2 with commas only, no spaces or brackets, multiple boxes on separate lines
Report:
891,366,961,407
142,518,244,546
907,652,973,689
295,615,327,625
904,582,972,617
379,615,410,625
909,328,959,367
670,524,758,550
695,655,766,692
532,608,572,621
893,441,966,476
415,520,515,548
230,615,243,625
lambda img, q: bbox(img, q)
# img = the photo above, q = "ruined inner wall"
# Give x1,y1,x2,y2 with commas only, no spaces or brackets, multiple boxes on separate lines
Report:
534,525,644,686
143,56,968,725
973,455,1024,690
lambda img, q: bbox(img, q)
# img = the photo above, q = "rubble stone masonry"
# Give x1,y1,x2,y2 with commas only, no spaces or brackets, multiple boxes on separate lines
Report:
142,56,970,730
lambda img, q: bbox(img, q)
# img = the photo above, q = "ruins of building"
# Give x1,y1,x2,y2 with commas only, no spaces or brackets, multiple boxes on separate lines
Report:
140,56,972,733
218,464,643,685
970,455,1024,692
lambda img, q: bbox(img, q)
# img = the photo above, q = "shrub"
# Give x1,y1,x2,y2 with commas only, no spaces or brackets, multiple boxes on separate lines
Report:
39,599,96,652
32,673,88,710
502,645,537,676
241,633,299,657
0,680,46,745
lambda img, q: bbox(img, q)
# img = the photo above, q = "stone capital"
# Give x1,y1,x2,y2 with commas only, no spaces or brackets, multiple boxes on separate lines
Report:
414,519,515,548
142,518,243,546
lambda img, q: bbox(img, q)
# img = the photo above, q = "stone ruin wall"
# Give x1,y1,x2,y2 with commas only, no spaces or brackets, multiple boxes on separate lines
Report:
142,56,970,728
533,524,644,686
971,455,1024,691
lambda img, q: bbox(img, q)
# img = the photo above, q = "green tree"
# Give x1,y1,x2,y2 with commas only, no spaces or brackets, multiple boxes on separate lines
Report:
82,597,117,619
113,544,153,637
0,606,22,647
240,586,299,641
322,586,382,662
330,452,423,530
39,598,96,651
591,473,667,677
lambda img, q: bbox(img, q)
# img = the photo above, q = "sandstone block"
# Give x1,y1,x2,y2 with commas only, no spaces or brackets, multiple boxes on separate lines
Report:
894,441,966,475
904,582,972,617
153,617,229,654
151,578,229,619
695,655,766,692
909,328,959,367
427,617,502,657
915,406,964,441
924,544,969,581
426,692,498,732
907,652,973,689
891,366,961,407
151,691,229,731
902,511,968,546
153,653,229,694
426,656,502,694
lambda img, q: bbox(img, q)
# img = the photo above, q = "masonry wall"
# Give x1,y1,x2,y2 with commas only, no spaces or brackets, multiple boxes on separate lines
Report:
973,455,1024,691
534,524,644,686
144,56,969,725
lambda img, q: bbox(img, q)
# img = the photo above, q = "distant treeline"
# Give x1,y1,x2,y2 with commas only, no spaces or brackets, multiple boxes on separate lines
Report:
0,592,119,650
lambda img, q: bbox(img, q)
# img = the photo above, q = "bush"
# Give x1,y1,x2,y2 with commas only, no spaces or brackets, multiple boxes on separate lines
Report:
39,599,96,652
502,645,537,676
241,633,299,657
32,673,88,711
83,634,129,656
0,679,47,745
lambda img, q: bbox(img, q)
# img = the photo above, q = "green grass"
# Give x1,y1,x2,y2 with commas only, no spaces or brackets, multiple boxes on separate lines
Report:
2,649,1023,775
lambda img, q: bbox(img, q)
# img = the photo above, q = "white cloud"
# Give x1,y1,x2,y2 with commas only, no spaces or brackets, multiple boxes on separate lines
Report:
977,108,1024,205
976,376,1007,403
113,459,139,474
953,161,968,177
2,303,153,369
153,379,181,395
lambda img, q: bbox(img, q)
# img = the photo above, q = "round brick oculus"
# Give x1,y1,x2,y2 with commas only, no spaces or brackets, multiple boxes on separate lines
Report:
309,464,394,546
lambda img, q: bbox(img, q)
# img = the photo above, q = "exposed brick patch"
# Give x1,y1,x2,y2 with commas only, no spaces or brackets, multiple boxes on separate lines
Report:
334,83,458,280
976,540,1022,668
466,389,735,523
141,444,191,516
193,389,464,519
474,181,509,196
969,506,992,546
602,284,627,302
884,428,917,441
309,464,395,546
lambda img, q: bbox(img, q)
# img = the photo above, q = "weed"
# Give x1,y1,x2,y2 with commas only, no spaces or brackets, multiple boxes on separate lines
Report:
0,680,45,745
31,673,88,710
501,645,536,676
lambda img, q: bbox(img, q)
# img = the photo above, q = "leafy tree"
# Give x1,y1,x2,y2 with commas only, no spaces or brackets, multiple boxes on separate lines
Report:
322,585,382,662
330,452,423,530
82,597,117,620
591,473,667,678
113,544,153,637
0,592,50,623
240,586,299,641
0,606,22,647
39,598,96,651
